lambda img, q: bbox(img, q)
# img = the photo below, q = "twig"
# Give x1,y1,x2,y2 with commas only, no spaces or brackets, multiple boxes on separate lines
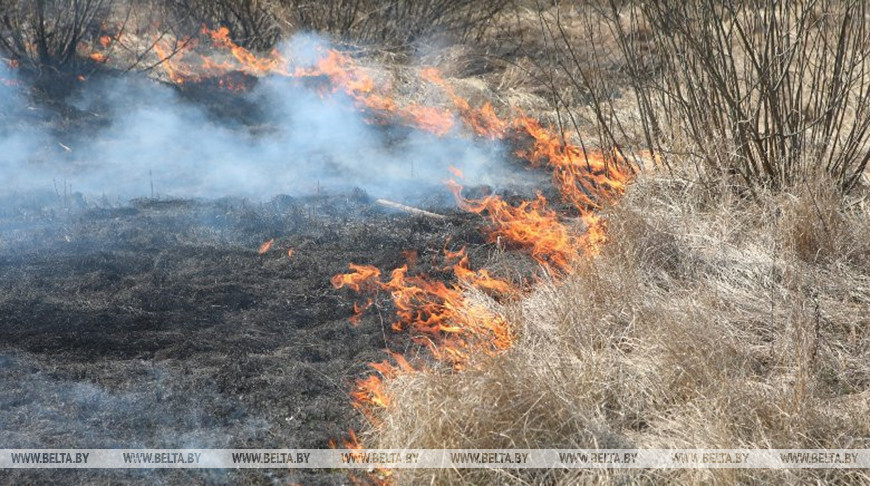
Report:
374,199,446,219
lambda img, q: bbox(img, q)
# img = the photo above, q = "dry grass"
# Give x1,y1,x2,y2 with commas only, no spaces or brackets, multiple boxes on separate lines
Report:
364,173,870,485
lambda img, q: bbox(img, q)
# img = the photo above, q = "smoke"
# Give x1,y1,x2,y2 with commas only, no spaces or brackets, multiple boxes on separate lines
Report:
0,63,52,193
0,35,540,206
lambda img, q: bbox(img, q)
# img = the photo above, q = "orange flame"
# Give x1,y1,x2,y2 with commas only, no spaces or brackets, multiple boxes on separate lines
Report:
421,67,507,139
331,264,382,293
333,251,513,372
153,39,195,85
515,117,632,211
258,239,274,254
204,26,282,75
329,430,393,486
447,180,580,273
350,352,415,419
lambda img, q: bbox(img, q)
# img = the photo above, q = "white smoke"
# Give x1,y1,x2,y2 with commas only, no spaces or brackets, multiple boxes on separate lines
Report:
0,35,540,205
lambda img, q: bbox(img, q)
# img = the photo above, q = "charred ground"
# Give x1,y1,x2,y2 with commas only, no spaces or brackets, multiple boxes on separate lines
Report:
0,188,516,485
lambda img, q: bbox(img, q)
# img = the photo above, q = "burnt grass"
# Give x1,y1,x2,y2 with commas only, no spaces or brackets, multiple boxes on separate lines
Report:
0,190,501,485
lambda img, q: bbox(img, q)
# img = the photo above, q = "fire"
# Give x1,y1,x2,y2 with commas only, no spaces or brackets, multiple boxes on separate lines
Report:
329,428,362,450
580,213,608,256
89,52,107,63
447,181,580,273
329,430,393,486
204,26,282,75
257,239,274,254
287,249,294,259
332,250,513,371
75,25,637,483
349,299,373,326
515,117,632,211
331,264,382,292
421,67,507,139
350,352,414,420
145,27,460,137
138,17,629,436
398,105,454,136
153,39,194,85
352,374,391,409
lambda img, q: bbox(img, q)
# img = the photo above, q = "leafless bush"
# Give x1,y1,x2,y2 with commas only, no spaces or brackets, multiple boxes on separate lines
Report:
158,0,510,53
278,0,512,50
163,0,281,50
540,0,870,193
0,0,112,73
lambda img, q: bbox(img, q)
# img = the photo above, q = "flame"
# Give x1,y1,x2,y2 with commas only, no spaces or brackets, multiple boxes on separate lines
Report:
331,264,382,293
333,250,513,372
352,374,391,409
89,52,107,63
399,104,454,136
580,213,607,256
204,26,282,75
349,298,373,326
287,248,294,259
145,26,460,135
329,430,393,486
350,352,415,419
76,26,638,483
515,117,632,211
330,428,362,450
447,180,580,273
153,39,195,85
257,238,274,254
421,67,507,139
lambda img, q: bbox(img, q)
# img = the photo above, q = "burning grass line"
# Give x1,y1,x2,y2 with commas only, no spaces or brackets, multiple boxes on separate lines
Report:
81,26,637,484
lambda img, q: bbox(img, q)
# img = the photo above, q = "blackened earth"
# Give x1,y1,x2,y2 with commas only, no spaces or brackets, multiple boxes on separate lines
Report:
0,190,503,485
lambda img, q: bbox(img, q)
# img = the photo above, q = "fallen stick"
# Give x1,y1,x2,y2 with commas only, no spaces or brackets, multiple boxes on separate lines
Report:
375,198,446,220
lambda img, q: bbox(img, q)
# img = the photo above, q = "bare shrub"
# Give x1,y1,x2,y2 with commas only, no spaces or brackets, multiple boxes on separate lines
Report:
157,0,511,52
538,0,870,193
0,0,112,72
277,0,512,50
163,0,281,50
